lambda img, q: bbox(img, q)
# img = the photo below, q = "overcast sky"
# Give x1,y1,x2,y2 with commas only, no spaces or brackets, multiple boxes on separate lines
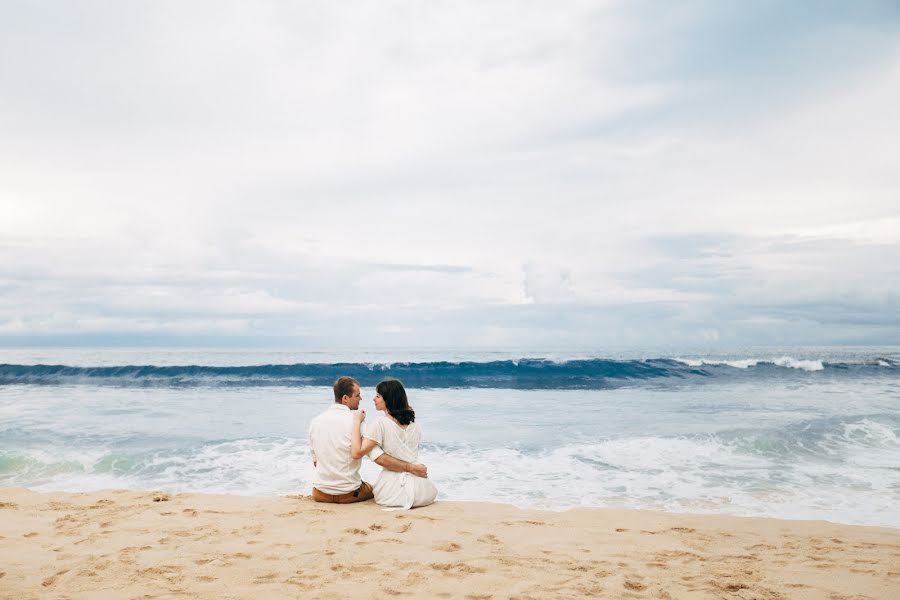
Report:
1,1,899,349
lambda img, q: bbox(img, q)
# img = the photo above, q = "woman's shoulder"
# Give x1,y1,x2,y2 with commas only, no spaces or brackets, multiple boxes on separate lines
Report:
363,416,387,440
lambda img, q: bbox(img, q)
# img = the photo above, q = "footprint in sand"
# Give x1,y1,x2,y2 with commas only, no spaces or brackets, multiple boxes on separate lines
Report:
477,534,501,545
42,569,69,587
369,523,386,531
430,562,485,574
568,564,590,572
171,529,195,538
138,565,183,580
405,573,427,585
345,527,369,536
380,587,404,596
117,545,151,558
236,524,264,536
433,541,462,552
577,583,604,596
23,532,39,538
410,515,439,522
356,537,404,546
623,580,646,591
748,543,776,551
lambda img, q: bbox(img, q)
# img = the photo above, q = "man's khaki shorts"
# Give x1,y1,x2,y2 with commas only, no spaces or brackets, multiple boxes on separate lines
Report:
311,481,374,504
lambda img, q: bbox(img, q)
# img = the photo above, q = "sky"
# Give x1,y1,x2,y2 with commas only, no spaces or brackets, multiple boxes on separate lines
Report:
1,0,899,349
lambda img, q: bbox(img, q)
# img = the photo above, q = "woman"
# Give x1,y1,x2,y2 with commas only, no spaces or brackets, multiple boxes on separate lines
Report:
351,379,437,510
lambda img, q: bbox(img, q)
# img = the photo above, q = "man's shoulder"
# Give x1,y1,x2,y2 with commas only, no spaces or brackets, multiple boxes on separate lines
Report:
309,407,331,428
310,405,348,427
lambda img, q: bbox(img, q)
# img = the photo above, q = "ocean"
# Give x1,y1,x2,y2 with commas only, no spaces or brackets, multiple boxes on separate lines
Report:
1,347,898,528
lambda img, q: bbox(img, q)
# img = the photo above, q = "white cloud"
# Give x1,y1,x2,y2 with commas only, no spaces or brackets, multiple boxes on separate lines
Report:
0,1,898,347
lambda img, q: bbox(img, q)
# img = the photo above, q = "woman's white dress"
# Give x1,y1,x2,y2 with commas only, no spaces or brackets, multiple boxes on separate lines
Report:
366,418,437,510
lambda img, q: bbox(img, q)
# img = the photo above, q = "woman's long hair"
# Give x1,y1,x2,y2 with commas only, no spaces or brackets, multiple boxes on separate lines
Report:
377,378,415,425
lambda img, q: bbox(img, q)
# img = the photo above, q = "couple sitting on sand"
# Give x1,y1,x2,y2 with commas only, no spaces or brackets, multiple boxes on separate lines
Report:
308,376,437,510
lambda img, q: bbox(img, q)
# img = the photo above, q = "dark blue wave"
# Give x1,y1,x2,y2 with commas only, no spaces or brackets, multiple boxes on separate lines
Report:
0,357,896,389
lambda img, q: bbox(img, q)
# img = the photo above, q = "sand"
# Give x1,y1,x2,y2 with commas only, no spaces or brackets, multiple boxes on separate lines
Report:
1,488,898,599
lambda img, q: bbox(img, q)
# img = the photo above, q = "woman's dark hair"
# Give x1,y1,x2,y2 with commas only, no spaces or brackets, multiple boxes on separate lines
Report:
376,378,415,425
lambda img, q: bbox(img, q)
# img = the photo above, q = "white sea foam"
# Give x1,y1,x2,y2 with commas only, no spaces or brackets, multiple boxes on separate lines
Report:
421,433,900,526
4,427,898,527
674,356,824,371
676,358,760,368
771,356,825,371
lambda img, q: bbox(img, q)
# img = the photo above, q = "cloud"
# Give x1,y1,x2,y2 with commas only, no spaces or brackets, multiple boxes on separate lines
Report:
521,262,575,304
0,1,898,348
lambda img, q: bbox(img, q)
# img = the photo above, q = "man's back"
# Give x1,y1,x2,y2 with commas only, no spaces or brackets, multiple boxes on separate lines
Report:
309,404,381,495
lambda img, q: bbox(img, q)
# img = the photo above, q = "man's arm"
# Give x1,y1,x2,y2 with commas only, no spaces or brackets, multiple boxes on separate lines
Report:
374,453,428,478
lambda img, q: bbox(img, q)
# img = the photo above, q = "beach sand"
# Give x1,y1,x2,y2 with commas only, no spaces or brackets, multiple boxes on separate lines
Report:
1,488,898,599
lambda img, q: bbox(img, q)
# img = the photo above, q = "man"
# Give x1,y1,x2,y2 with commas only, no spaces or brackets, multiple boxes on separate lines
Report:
308,376,428,503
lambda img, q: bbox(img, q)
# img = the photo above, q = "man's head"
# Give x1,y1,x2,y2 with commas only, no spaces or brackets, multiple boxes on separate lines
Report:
333,376,361,409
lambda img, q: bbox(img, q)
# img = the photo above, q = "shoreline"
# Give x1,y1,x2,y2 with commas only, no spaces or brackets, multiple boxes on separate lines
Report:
2,487,898,599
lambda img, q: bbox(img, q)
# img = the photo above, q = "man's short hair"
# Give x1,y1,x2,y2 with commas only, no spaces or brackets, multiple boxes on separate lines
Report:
333,376,359,402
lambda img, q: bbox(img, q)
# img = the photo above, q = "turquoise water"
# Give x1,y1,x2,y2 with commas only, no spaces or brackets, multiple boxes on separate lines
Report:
1,347,898,527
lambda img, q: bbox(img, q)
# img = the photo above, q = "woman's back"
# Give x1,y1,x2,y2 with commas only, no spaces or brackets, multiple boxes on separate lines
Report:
367,418,437,510
379,419,422,462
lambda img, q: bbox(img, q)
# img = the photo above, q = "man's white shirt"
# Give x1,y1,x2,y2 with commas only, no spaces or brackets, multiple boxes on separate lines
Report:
308,403,384,495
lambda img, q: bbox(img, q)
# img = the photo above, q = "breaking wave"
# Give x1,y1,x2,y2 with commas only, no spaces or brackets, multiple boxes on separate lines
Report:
0,356,895,389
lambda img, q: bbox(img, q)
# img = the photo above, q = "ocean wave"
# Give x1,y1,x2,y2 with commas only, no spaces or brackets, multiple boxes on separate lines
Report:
673,356,825,371
3,414,897,527
0,437,315,495
0,355,895,389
